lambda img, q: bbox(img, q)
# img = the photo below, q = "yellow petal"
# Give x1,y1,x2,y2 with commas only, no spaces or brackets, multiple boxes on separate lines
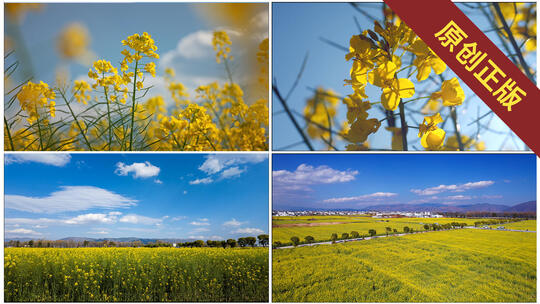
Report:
381,87,400,111
430,57,447,75
396,78,415,98
421,128,445,150
414,57,431,81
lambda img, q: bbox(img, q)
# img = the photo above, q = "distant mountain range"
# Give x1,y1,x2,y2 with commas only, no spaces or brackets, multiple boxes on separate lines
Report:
276,201,536,213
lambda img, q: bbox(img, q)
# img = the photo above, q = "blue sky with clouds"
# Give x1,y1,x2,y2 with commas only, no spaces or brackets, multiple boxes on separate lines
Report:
272,2,535,150
7,3,268,105
5,153,268,240
272,153,536,209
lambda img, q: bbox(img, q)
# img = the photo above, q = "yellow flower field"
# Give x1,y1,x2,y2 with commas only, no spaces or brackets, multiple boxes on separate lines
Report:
5,247,268,302
272,216,480,244
273,229,536,302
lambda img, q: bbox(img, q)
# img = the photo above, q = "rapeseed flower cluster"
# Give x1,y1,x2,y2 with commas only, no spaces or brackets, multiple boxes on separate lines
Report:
301,17,476,151
5,30,269,151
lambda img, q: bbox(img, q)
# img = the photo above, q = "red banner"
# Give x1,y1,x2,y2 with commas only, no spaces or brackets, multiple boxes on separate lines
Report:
383,0,540,155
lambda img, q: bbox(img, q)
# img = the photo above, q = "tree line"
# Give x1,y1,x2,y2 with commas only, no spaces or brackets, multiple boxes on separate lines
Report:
273,218,529,248
6,234,269,248
273,222,471,248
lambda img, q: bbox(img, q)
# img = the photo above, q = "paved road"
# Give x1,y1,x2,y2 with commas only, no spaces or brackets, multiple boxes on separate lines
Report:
275,226,536,249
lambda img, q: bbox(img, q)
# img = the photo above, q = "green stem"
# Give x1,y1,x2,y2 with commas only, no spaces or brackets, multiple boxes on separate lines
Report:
129,59,139,151
103,87,113,151
59,89,93,151
398,100,408,151
223,57,234,84
4,116,15,150
34,105,44,150
450,106,464,151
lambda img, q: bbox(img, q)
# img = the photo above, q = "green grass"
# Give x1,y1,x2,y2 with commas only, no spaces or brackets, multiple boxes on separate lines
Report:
273,229,536,302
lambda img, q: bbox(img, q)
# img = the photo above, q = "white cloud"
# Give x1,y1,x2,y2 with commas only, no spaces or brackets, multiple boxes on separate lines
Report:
411,180,494,195
188,235,206,240
190,220,210,226
5,154,71,167
5,186,137,213
5,218,59,225
155,179,163,184
209,235,224,240
445,195,473,200
191,227,210,233
176,30,214,59
323,192,398,203
115,161,160,179
233,227,264,235
221,166,245,179
274,164,358,186
183,190,188,195
223,218,244,227
199,154,267,175
171,216,187,221
65,213,118,225
119,214,163,225
89,230,109,235
189,177,214,185
5,228,42,238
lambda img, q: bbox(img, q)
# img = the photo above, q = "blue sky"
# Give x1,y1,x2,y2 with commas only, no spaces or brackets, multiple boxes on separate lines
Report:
6,3,268,105
5,153,268,240
272,153,536,209
272,3,535,150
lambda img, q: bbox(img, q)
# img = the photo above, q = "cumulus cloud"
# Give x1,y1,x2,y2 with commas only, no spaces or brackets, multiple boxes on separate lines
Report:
5,154,71,167
223,218,244,227
233,227,264,235
119,214,163,225
190,154,266,185
190,220,210,226
171,216,187,221
199,154,267,175
115,162,160,179
220,167,245,179
191,227,210,233
176,30,214,59
273,164,358,187
411,181,494,195
323,192,398,203
65,213,118,225
5,186,137,213
5,228,42,238
189,177,214,185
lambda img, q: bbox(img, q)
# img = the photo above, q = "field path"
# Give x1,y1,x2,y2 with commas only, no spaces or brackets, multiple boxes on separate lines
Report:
275,226,536,249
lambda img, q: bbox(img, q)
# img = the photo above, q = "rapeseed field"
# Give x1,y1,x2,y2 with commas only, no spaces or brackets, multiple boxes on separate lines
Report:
5,247,268,302
273,229,535,302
